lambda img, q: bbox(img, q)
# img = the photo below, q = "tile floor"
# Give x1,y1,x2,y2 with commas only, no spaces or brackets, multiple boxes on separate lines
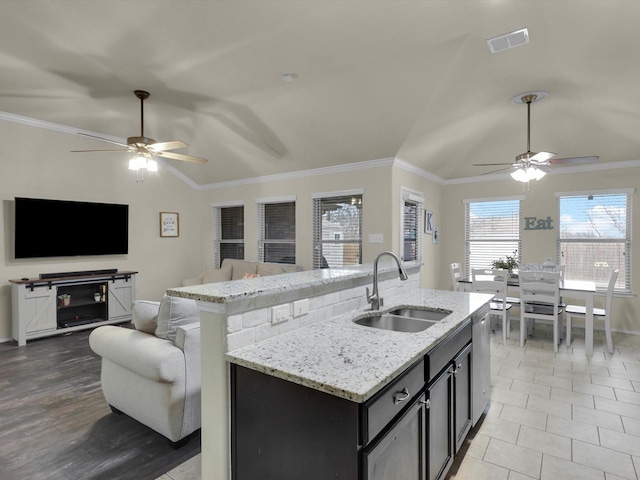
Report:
448,321,640,480
158,322,640,480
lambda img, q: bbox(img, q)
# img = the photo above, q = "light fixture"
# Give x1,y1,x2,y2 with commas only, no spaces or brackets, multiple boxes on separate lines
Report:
128,151,158,182
510,165,546,183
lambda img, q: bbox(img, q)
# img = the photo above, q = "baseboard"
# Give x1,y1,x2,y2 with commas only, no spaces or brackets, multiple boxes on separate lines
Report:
0,337,13,344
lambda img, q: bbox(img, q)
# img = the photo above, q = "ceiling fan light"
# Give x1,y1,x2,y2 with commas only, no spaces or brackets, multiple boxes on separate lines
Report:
511,168,529,182
129,156,146,171
529,166,546,181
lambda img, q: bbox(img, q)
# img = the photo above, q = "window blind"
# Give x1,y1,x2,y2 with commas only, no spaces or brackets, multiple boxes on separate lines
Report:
313,195,362,269
258,201,296,264
557,192,631,292
214,205,244,268
465,199,521,275
402,200,422,262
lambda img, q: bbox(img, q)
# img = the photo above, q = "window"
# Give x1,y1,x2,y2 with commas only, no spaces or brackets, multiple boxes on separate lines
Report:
464,197,522,275
557,190,632,292
401,190,423,262
312,192,363,269
257,198,296,264
213,204,244,268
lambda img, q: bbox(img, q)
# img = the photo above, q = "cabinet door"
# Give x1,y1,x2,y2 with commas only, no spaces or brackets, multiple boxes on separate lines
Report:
23,286,57,334
472,312,491,425
108,278,134,320
427,365,454,480
454,343,472,452
363,393,426,480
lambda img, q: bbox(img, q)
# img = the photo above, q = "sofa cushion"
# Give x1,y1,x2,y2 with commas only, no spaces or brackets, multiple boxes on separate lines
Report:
257,262,298,276
132,300,161,334
223,258,259,280
181,275,203,287
155,294,200,342
203,263,232,283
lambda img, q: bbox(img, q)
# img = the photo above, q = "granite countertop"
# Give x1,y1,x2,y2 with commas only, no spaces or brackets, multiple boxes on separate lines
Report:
226,288,493,403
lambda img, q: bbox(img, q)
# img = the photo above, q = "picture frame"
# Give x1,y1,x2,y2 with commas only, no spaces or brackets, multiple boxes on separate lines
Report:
160,212,179,237
432,226,439,244
424,210,434,234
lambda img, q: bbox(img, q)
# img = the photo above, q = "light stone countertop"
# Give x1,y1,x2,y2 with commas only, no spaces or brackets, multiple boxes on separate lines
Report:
226,288,493,403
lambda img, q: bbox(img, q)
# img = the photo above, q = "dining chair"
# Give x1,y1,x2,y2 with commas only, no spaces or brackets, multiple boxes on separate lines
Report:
472,268,512,344
450,262,463,292
519,270,563,352
566,269,619,354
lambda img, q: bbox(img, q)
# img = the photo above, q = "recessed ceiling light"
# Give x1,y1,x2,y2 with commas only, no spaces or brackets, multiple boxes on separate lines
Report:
487,28,530,54
282,73,298,83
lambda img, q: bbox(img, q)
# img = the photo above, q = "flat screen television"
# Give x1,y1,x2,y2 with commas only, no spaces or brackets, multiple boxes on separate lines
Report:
14,197,129,259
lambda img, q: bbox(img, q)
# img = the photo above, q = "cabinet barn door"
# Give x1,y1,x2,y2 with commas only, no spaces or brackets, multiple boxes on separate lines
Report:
23,286,57,334
108,279,134,320
364,394,426,480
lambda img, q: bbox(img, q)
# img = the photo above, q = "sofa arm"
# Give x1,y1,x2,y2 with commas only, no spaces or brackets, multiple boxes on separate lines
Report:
89,325,184,383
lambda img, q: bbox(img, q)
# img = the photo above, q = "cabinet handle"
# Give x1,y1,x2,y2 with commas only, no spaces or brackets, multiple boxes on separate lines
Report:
393,387,410,405
420,399,431,409
454,363,463,377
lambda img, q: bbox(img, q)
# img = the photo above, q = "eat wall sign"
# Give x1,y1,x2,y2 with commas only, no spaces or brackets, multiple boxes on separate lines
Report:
524,216,554,230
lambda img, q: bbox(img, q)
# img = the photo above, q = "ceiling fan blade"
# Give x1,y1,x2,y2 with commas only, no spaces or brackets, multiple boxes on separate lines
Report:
71,148,131,153
149,140,187,152
530,151,556,163
549,155,599,165
480,166,517,175
154,150,208,164
473,162,518,167
78,132,131,148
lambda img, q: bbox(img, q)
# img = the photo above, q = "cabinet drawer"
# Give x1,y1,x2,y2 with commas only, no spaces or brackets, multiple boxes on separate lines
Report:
364,358,425,444
427,321,471,381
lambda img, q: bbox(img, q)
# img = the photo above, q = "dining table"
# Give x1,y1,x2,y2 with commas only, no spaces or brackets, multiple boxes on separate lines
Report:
458,276,598,355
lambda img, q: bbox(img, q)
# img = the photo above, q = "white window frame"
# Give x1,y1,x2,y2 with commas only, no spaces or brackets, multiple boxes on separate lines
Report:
212,201,245,268
556,188,633,293
312,189,364,269
400,187,423,262
256,195,296,264
463,195,524,276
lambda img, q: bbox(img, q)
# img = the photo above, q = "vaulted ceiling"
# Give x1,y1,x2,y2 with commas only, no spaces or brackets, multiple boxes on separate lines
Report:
1,1,639,187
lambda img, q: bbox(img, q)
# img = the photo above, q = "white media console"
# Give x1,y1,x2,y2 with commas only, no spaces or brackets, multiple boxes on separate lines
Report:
10,270,137,346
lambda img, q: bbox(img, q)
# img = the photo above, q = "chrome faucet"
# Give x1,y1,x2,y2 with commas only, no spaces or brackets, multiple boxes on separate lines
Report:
366,251,409,310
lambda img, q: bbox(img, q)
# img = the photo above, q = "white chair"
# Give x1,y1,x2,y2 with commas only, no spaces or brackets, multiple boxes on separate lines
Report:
566,269,619,353
519,271,563,352
450,262,463,291
472,268,512,344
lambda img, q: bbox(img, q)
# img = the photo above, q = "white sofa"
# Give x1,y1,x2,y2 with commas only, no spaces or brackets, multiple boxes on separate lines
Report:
89,295,201,445
182,257,303,286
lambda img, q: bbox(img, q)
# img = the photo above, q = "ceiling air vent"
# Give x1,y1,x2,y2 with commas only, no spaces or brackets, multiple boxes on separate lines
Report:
486,28,530,54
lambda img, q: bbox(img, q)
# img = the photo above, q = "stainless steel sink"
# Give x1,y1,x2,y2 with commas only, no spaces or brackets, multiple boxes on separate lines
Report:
389,307,452,322
353,313,438,333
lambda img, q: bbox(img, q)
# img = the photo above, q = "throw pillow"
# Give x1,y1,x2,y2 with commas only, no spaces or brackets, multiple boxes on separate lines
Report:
155,294,200,342
203,263,232,283
132,300,161,334
242,272,260,279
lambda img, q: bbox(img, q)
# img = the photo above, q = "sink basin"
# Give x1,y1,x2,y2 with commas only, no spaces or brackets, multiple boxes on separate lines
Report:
353,313,438,333
389,307,452,322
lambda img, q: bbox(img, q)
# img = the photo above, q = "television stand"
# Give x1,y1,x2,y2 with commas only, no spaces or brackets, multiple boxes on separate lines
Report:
9,271,137,346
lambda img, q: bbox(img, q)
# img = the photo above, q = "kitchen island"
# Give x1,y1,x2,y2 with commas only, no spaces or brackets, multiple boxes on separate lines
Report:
167,262,491,480
227,289,492,480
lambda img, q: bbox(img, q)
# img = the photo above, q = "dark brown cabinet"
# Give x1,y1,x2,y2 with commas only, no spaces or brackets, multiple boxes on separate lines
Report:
231,317,479,480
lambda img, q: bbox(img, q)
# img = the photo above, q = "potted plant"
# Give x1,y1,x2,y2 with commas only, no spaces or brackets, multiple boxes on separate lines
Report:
58,293,71,307
491,250,519,277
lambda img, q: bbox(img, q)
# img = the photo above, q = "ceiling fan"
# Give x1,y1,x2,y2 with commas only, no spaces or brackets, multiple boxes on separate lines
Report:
474,92,598,181
72,90,208,176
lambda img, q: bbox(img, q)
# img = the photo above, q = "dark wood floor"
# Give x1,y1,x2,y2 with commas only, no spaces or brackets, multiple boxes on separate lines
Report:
0,327,200,480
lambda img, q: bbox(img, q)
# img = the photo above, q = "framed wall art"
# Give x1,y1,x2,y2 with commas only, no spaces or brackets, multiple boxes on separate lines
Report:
160,212,179,237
